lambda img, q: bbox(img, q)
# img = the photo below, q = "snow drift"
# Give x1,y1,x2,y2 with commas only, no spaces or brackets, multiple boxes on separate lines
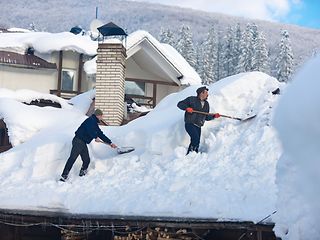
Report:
0,72,281,222
274,55,320,240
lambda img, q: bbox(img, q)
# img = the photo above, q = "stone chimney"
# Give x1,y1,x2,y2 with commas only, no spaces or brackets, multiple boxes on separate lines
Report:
95,41,126,126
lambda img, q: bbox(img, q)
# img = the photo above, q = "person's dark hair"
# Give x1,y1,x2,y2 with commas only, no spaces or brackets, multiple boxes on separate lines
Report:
196,86,209,96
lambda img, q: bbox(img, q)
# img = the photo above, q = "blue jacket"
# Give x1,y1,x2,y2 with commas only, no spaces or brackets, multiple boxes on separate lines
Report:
75,114,112,144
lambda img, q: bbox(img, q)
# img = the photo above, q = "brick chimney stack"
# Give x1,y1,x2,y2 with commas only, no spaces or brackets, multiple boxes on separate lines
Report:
95,41,126,126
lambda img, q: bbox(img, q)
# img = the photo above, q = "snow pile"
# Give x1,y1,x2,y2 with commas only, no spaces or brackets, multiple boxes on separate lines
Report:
0,88,72,108
274,56,320,239
0,72,281,221
0,32,97,55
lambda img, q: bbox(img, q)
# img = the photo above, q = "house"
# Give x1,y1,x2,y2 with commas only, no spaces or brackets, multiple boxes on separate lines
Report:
0,23,201,125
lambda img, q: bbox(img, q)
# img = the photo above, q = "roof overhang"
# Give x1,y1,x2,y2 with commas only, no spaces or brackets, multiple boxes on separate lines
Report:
0,51,57,70
126,37,183,86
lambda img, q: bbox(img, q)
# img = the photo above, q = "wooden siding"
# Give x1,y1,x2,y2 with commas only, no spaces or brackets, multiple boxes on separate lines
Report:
0,209,279,240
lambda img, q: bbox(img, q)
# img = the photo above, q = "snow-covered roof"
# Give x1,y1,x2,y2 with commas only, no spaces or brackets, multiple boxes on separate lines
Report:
0,30,200,85
0,72,283,222
126,30,201,85
0,32,98,55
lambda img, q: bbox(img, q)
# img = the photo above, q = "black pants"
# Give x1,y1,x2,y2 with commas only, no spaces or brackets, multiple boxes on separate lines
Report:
185,123,201,154
61,137,90,177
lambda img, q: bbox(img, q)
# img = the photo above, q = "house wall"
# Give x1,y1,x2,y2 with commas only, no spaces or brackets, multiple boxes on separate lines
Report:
0,65,57,93
126,58,168,82
0,51,94,95
51,51,94,93
126,57,181,104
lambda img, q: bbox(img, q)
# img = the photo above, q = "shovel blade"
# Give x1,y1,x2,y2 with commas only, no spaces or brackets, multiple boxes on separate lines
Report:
117,147,135,154
241,114,257,121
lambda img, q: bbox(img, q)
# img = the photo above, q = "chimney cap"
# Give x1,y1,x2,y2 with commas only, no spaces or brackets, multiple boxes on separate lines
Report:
97,22,127,37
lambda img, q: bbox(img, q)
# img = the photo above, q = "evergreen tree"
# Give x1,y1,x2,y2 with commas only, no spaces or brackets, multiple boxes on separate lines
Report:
237,23,254,73
201,26,218,85
159,28,175,47
232,23,242,74
195,43,205,81
216,32,224,81
252,31,269,73
176,25,197,68
276,30,294,82
221,26,235,78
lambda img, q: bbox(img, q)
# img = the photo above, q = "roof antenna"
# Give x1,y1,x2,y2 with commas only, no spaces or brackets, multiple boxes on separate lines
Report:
95,6,98,19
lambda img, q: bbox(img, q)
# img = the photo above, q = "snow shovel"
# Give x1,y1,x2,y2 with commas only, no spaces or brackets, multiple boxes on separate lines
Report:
96,139,135,154
191,110,256,122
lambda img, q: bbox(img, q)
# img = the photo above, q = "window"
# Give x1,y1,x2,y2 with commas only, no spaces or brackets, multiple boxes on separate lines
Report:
62,69,75,91
125,81,145,96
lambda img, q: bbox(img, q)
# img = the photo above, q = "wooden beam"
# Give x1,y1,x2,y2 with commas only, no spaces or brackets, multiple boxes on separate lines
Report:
126,78,179,86
57,51,63,97
153,83,157,108
77,54,83,94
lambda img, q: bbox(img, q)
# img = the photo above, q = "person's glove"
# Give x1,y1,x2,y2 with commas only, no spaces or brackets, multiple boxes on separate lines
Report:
213,113,221,118
186,107,193,113
110,143,117,148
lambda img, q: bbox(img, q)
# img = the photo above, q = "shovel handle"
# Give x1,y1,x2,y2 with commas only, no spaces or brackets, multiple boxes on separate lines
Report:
191,110,242,121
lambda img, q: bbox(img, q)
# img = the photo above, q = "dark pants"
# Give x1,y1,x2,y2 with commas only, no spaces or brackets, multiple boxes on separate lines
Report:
61,137,90,177
185,123,201,154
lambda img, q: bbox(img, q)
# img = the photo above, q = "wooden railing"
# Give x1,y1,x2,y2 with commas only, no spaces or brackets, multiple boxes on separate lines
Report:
125,94,154,107
50,90,81,99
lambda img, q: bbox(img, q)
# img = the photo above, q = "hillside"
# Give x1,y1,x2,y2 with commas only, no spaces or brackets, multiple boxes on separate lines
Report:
1,0,320,71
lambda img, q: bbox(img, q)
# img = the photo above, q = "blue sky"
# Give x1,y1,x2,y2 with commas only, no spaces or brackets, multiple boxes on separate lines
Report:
285,0,320,29
129,0,320,29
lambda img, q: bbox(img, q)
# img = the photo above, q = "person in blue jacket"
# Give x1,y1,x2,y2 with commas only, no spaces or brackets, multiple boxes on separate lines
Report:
177,86,220,154
60,109,117,182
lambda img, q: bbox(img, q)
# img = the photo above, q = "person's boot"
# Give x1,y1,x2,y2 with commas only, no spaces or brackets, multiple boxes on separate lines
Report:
187,145,194,155
60,175,68,182
79,169,87,177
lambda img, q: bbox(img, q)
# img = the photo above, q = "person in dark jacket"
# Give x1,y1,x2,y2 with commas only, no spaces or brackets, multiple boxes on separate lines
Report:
60,109,117,182
177,86,220,154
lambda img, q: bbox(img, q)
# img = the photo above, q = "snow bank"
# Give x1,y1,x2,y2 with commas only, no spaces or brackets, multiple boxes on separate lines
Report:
274,56,320,239
0,72,282,222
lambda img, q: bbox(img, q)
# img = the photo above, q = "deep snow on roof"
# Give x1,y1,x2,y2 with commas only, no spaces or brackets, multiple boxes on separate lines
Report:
0,30,200,85
0,72,282,222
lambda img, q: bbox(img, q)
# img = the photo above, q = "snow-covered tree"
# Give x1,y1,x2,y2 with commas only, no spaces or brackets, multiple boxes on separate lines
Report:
252,31,269,73
221,26,236,78
159,28,175,47
237,23,254,73
276,30,294,82
232,23,242,74
195,43,205,80
200,26,219,85
176,25,197,68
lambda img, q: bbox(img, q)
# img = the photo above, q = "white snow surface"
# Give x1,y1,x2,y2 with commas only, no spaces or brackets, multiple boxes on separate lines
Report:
0,72,281,222
274,56,320,239
0,32,97,55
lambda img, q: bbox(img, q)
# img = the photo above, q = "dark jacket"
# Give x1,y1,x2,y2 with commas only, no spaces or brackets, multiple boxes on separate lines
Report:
177,96,214,127
75,114,112,144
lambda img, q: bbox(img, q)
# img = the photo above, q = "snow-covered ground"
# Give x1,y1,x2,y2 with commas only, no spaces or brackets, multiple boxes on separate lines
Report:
274,55,320,240
0,71,282,223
